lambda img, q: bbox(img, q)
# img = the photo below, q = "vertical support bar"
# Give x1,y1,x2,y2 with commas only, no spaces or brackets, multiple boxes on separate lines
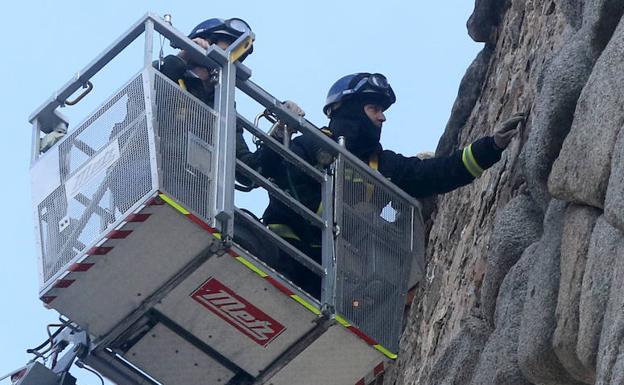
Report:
213,61,237,239
410,206,415,251
321,166,337,313
143,21,160,191
31,120,41,164
32,118,52,289
142,67,160,193
143,19,154,68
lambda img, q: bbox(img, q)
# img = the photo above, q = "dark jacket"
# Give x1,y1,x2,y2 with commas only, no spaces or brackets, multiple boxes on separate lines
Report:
261,124,504,248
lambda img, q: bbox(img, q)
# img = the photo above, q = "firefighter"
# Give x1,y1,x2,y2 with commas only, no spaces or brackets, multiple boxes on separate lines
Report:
260,72,525,298
156,17,304,173
155,17,304,262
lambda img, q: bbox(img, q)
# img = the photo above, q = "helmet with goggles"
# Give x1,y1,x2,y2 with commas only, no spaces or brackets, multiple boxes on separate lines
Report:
323,73,396,117
188,18,254,59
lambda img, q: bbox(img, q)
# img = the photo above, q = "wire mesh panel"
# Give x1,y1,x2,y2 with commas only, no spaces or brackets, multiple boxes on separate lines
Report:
35,74,154,286
334,156,422,353
153,71,218,224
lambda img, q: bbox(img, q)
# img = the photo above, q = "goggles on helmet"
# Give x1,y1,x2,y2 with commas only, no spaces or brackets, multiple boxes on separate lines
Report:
323,72,396,117
350,73,391,94
191,18,252,40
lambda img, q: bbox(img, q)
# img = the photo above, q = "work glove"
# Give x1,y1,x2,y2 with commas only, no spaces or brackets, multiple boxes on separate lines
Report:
493,112,526,149
40,125,67,153
271,100,305,141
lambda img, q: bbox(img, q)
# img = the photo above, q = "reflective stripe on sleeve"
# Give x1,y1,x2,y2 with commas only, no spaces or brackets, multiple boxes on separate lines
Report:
462,144,484,178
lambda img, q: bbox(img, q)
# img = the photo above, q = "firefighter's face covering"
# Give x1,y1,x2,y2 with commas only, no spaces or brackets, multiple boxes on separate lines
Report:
329,96,388,159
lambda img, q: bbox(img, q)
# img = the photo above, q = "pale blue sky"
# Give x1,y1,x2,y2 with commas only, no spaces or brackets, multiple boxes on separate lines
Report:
0,1,481,383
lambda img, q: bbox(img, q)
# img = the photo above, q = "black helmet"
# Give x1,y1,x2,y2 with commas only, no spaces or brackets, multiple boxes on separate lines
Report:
323,73,396,117
188,18,254,59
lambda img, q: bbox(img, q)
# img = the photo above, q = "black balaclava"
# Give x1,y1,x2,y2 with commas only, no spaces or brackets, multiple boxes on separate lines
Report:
329,96,382,160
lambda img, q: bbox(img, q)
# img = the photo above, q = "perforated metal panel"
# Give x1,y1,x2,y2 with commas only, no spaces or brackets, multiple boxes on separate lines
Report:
34,74,154,286
334,156,422,353
153,71,218,224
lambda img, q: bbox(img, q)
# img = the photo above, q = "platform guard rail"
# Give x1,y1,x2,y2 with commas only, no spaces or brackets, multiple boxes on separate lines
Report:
28,12,425,369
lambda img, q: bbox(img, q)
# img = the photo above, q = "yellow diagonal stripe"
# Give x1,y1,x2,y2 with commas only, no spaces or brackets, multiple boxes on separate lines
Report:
374,344,398,359
290,295,322,315
335,315,351,327
159,194,190,215
235,256,268,278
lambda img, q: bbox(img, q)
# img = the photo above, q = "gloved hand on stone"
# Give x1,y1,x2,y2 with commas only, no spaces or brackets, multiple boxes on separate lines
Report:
493,112,526,149
271,100,305,141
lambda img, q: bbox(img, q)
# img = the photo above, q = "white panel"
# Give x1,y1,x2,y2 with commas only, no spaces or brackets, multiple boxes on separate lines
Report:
30,146,61,207
157,250,320,376
267,324,386,385
44,203,218,338
125,323,235,385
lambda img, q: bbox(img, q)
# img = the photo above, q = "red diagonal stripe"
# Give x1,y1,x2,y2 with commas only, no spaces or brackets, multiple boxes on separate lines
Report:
187,214,218,234
107,230,132,239
347,325,378,346
127,213,151,222
374,362,385,376
354,379,365,385
148,196,165,206
227,249,238,258
54,279,75,289
41,296,56,304
69,263,94,272
265,276,295,296
87,246,113,255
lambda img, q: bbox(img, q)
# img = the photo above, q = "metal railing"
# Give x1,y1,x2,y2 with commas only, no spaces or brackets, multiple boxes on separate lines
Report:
29,13,424,356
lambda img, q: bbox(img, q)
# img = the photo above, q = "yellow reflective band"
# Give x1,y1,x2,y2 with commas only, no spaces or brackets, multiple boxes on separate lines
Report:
462,144,484,178
374,345,398,359
159,194,190,215
366,153,378,200
268,224,301,241
291,295,322,315
230,36,254,62
369,153,379,171
235,256,268,278
177,79,188,91
335,315,351,327
213,232,222,240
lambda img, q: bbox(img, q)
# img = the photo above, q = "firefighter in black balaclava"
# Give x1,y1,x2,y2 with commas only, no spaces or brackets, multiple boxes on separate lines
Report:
261,72,525,298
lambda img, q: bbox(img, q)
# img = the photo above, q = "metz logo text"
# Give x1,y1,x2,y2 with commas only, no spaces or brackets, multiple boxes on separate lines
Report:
191,277,285,347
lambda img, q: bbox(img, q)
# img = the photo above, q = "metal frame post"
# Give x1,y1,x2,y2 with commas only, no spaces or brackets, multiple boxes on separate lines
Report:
30,120,41,164
213,60,237,239
142,20,160,193
212,29,253,239
321,167,337,313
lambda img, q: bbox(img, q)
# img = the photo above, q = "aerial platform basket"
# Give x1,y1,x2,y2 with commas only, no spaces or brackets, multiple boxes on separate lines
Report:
27,13,425,385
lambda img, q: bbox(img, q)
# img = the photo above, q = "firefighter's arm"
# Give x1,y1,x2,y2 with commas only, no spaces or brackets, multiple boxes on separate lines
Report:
386,136,504,198
155,55,187,82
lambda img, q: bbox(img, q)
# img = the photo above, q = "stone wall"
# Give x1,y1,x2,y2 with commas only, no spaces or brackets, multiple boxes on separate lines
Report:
385,1,624,384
